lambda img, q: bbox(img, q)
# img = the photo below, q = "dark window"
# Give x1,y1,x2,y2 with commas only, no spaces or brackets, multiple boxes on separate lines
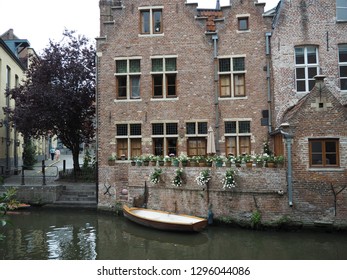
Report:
186,123,196,134
166,123,178,135
339,44,347,90
238,17,249,31
130,124,141,136
117,124,128,136
152,123,164,135
309,139,339,167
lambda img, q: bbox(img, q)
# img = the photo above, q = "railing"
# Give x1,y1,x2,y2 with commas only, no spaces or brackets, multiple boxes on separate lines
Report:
20,160,59,186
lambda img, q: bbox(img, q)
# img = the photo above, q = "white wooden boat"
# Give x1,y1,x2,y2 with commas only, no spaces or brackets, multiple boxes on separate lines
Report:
123,205,207,232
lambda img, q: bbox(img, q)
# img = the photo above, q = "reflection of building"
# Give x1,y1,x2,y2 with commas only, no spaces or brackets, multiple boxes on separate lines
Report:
0,29,47,174
97,0,272,163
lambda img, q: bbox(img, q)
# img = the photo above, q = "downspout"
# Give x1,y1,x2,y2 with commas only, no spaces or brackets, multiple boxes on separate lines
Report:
212,34,219,153
95,51,102,204
265,32,272,133
280,130,293,207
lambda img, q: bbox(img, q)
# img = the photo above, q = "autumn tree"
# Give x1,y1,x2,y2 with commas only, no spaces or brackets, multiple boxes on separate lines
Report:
8,30,95,171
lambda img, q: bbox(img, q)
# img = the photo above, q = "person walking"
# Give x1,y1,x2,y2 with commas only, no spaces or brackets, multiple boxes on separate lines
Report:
55,148,61,161
50,147,55,160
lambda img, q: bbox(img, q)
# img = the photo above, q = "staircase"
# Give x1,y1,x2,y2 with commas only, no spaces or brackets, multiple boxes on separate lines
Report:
53,183,97,208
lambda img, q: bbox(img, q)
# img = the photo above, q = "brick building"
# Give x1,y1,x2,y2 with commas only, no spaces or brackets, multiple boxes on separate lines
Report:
97,0,272,163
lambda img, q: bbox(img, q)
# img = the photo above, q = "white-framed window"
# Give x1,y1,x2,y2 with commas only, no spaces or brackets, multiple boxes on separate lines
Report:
224,120,251,156
151,122,178,156
338,44,347,90
337,0,347,21
114,58,141,100
295,46,319,93
151,56,177,99
139,6,163,35
116,123,142,159
218,56,246,98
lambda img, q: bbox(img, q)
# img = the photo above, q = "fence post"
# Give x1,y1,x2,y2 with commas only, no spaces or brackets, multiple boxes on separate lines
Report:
42,160,46,186
21,165,25,185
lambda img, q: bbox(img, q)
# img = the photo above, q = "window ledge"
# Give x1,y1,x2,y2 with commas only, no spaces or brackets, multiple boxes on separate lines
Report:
237,30,251,34
219,96,248,100
308,167,345,172
150,97,179,101
138,33,164,38
114,98,142,103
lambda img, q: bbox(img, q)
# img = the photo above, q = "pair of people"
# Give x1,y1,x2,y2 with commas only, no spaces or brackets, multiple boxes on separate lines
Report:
50,148,60,160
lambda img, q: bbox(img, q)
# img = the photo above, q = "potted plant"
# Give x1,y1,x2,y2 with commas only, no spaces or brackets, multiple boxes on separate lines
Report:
164,155,172,166
172,168,184,187
108,155,116,166
150,168,163,184
266,155,275,168
275,155,285,168
222,168,237,189
179,154,189,167
255,154,264,167
195,169,211,190
235,155,243,167
206,156,214,167
130,157,136,166
214,155,225,167
244,154,254,168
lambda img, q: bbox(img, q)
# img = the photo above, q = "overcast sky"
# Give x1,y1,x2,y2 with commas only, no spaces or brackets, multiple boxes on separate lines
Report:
0,0,279,54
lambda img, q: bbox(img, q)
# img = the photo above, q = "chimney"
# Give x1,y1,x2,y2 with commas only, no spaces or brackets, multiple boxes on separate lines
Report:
314,75,326,88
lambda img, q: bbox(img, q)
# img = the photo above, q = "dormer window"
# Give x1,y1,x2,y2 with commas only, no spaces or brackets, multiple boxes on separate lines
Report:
140,7,163,35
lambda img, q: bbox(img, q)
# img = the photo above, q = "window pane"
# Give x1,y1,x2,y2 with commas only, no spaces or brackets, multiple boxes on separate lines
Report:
296,68,306,79
311,142,322,153
141,11,150,33
129,60,140,73
339,45,347,62
153,75,163,97
153,10,162,33
295,48,305,64
312,154,323,165
165,58,176,71
233,57,245,71
326,154,337,165
340,66,347,77
166,74,176,96
166,123,178,135
337,8,347,21
130,124,141,135
153,138,164,156
341,78,347,90
117,124,128,136
152,123,164,135
198,122,208,134
220,75,231,97
239,121,250,133
239,136,251,155
167,138,177,156
297,80,306,92
234,74,245,96
219,58,230,72
116,60,127,73
238,18,248,30
152,59,163,72
130,76,140,98
186,123,195,134
309,80,315,91
308,67,317,78
225,121,236,133
131,139,142,157
117,76,127,98
325,141,336,153
307,47,317,64
117,139,128,158
226,136,236,156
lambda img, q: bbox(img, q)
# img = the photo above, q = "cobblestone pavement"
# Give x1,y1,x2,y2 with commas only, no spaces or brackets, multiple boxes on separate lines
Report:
3,154,84,186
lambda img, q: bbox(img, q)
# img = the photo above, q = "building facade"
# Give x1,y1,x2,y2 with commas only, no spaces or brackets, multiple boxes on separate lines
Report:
97,0,272,163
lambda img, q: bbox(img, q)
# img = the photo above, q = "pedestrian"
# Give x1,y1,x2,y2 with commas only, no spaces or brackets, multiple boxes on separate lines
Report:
50,147,55,160
55,148,61,160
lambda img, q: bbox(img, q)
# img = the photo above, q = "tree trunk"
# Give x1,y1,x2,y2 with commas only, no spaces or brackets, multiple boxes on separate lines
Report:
72,147,81,172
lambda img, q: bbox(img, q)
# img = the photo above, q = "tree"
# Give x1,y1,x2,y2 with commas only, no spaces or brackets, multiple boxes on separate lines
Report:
8,30,95,171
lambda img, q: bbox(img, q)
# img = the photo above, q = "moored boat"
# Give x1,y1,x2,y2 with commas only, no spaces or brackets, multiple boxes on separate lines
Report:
122,205,207,232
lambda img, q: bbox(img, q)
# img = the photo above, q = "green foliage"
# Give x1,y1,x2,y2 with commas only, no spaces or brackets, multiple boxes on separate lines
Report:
251,210,262,229
0,188,18,240
150,168,163,184
23,140,37,169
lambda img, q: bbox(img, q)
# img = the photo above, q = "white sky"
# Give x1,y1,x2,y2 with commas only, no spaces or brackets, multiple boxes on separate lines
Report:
0,0,279,54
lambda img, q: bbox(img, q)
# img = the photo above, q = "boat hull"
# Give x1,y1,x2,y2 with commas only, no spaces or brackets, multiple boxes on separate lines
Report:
123,205,207,232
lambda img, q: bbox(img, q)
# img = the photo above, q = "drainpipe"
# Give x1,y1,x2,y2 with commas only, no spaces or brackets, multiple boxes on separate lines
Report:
265,32,272,133
280,129,293,207
212,34,219,153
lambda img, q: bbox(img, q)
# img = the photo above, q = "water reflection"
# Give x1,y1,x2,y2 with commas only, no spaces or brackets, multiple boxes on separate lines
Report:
1,208,347,260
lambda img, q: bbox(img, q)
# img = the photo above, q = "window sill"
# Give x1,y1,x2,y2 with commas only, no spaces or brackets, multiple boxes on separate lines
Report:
219,96,248,100
236,30,251,33
114,98,142,103
138,33,164,38
150,97,179,101
308,167,345,172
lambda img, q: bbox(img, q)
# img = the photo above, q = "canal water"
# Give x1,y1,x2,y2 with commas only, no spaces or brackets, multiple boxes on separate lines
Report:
1,208,347,260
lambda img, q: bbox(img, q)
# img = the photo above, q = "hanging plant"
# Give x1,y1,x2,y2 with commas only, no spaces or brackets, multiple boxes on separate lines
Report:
195,169,211,188
150,168,163,184
222,168,237,189
172,168,184,187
